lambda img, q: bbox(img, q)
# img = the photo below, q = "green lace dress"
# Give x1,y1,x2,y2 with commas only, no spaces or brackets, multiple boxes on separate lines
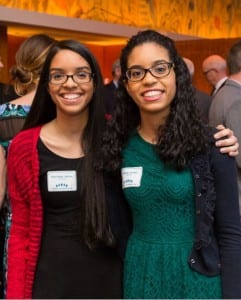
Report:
122,132,221,299
0,103,31,150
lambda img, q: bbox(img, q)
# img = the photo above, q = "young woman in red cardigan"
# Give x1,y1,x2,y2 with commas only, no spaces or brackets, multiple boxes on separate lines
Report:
6,39,130,299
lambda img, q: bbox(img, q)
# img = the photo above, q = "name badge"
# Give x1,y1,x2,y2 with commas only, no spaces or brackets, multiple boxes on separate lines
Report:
121,167,143,189
47,170,77,192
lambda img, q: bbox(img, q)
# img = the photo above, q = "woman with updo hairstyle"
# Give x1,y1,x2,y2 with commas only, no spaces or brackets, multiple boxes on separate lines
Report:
0,33,55,298
10,34,55,97
0,34,55,150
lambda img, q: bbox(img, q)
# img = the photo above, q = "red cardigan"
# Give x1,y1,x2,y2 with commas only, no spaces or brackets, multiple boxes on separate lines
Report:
6,126,132,299
7,126,43,299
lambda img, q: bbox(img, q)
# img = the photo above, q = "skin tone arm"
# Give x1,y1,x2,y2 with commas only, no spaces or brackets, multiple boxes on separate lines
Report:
215,125,239,157
0,146,6,208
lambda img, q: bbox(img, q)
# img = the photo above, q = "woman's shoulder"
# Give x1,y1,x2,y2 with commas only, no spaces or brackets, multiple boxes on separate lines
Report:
9,126,42,155
7,127,41,171
13,125,41,140
191,125,235,167
204,126,237,170
9,91,35,106
203,125,217,143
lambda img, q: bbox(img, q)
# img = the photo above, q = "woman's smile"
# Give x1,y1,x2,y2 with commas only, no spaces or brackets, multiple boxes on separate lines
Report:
60,92,83,103
142,89,165,102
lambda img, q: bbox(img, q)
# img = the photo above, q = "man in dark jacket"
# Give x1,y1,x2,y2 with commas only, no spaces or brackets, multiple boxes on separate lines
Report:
104,59,121,118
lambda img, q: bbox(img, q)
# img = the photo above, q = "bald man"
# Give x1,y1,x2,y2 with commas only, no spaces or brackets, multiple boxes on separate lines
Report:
202,55,228,96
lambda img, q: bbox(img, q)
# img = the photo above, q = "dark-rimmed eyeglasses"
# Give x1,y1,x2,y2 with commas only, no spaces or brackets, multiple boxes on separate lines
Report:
49,71,93,85
126,62,174,82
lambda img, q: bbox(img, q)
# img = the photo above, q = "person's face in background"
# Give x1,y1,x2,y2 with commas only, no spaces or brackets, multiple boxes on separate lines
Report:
203,67,218,87
125,42,176,122
0,56,4,69
48,49,94,118
113,66,121,81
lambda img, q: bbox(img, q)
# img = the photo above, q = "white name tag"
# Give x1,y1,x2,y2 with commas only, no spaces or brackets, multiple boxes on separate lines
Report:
47,170,77,192
121,167,143,189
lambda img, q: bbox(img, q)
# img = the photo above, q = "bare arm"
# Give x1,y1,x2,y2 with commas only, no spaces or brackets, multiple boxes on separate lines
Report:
0,146,6,208
214,125,239,157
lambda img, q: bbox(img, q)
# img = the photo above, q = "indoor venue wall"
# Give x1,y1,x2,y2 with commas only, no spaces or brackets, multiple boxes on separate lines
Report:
175,37,240,94
5,35,241,94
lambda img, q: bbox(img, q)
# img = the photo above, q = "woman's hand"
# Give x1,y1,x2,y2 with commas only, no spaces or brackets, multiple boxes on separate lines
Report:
214,124,239,156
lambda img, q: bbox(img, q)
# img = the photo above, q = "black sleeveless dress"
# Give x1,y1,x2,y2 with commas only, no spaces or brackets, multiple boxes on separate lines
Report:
32,139,123,299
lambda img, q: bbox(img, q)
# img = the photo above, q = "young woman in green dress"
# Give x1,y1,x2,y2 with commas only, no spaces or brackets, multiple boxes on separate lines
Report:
101,30,241,299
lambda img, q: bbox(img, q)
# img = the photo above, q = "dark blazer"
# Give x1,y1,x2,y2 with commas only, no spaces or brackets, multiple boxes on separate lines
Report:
189,128,241,299
194,88,212,124
105,173,132,258
104,81,118,115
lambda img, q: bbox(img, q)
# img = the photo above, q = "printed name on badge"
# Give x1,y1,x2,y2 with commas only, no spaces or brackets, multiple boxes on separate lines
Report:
121,166,143,188
47,170,77,192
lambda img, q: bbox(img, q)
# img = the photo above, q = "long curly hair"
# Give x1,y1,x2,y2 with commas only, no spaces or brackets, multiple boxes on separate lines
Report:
100,30,209,171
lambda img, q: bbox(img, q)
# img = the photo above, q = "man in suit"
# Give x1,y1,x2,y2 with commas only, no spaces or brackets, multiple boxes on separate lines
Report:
209,41,241,215
202,54,228,96
183,57,212,124
104,59,121,118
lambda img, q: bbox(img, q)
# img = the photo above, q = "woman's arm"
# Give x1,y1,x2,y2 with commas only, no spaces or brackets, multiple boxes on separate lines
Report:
211,145,241,298
6,140,30,299
214,125,239,156
0,146,6,208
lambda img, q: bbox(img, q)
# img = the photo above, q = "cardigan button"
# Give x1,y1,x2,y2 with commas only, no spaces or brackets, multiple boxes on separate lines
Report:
190,258,196,264
196,209,201,214
197,193,202,197
195,174,200,179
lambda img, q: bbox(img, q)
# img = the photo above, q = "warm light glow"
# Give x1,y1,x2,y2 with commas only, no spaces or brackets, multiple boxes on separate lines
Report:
0,0,241,40
7,25,129,46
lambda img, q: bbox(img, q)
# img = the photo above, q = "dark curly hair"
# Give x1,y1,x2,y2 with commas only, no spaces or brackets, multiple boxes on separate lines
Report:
100,30,209,171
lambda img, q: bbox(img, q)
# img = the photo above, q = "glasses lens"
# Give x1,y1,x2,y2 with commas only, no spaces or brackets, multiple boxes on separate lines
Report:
74,72,92,83
126,68,145,81
152,63,171,77
50,73,66,84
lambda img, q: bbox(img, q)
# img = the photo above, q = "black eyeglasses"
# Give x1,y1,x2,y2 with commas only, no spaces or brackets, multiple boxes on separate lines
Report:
49,71,93,85
126,62,174,82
